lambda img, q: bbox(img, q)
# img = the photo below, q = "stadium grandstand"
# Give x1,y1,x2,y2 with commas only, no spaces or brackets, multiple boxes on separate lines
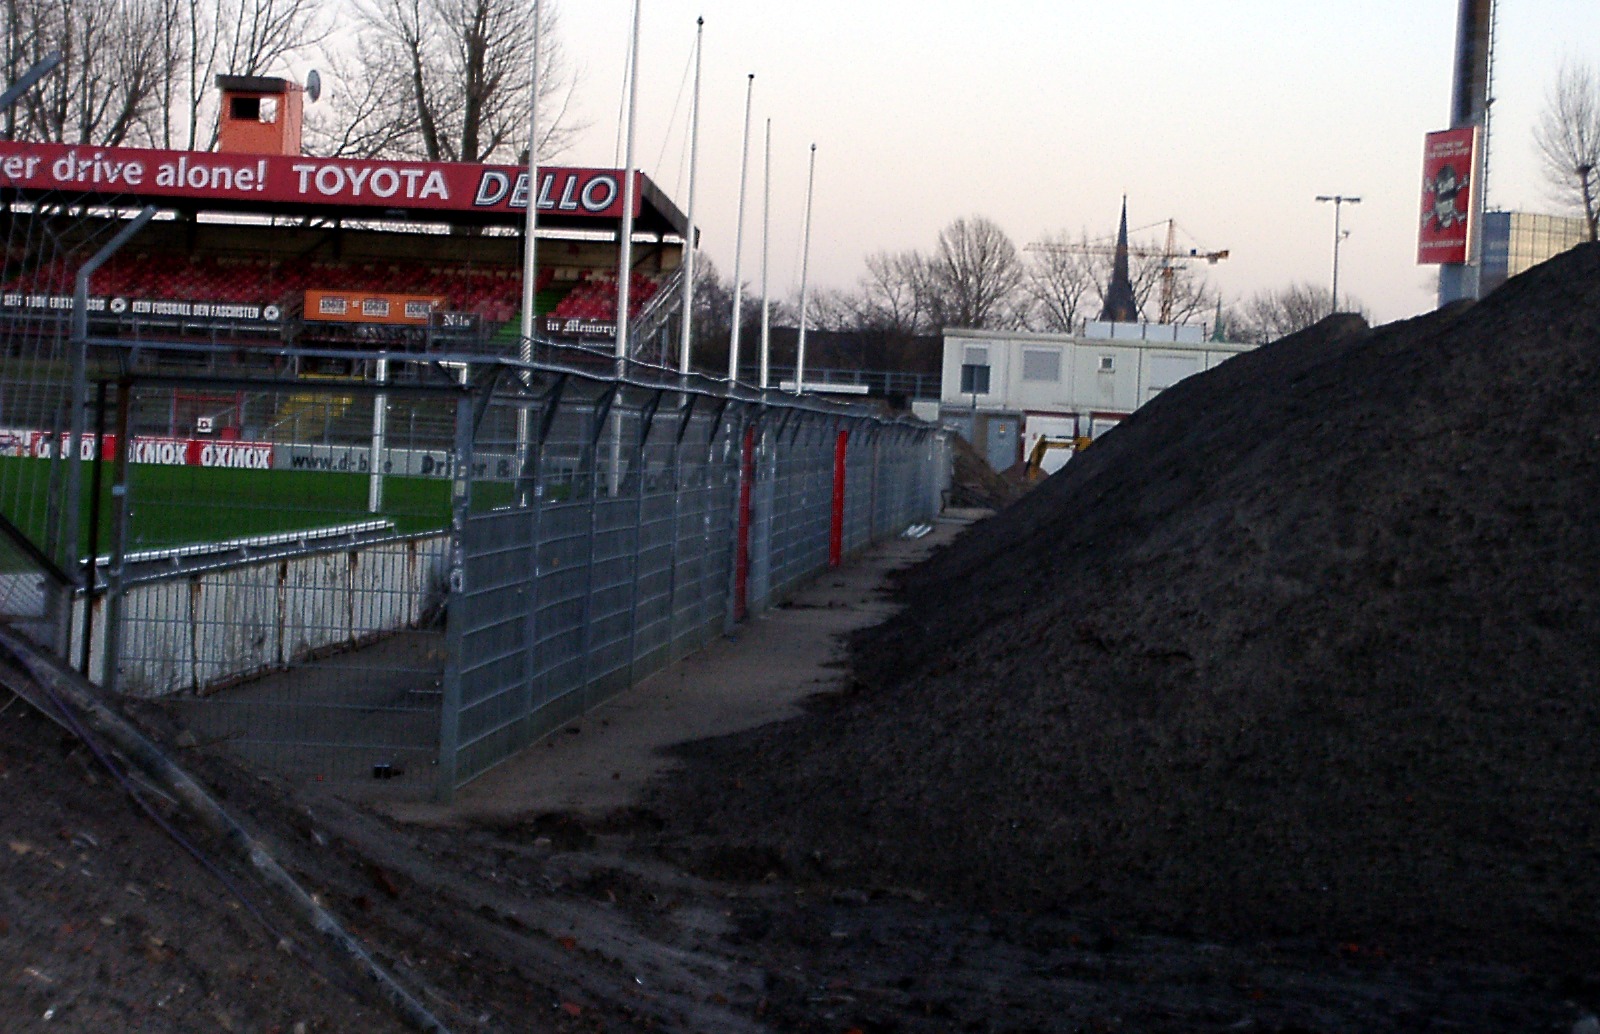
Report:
0,73,689,366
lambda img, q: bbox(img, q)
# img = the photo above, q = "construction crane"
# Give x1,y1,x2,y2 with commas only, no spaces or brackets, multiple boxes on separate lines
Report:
1026,219,1229,324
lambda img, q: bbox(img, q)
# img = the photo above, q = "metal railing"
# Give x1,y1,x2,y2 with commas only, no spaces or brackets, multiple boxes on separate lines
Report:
743,365,942,399
25,350,945,800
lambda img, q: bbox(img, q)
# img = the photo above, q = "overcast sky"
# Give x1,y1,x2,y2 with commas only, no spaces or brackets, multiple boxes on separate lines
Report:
549,1,1600,327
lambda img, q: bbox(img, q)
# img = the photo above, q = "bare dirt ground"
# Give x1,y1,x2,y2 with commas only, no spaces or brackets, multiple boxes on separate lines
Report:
7,247,1600,1033
2,509,1588,1033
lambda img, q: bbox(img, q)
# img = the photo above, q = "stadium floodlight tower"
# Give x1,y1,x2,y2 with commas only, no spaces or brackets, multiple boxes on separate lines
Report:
1437,0,1493,306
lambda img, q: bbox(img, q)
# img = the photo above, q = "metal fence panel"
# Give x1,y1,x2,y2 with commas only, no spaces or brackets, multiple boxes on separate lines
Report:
69,375,463,793
0,319,946,799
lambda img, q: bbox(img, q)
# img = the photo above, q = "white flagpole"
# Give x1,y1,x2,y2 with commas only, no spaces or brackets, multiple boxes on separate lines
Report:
758,118,772,390
515,0,542,500
795,143,817,395
615,0,642,373
519,0,541,356
727,73,754,383
677,17,703,376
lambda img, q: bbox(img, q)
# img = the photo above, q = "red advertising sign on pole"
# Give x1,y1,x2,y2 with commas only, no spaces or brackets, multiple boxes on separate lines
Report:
0,140,637,221
1417,127,1478,265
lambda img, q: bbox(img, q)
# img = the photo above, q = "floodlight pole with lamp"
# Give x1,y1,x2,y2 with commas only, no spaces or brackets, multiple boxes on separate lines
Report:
1315,194,1359,316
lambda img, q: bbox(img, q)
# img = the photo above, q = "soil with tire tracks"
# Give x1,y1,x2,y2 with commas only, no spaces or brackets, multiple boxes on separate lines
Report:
5,247,1600,1032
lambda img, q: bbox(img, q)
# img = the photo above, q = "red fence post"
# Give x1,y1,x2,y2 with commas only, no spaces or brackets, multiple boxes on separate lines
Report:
734,424,756,621
829,429,848,567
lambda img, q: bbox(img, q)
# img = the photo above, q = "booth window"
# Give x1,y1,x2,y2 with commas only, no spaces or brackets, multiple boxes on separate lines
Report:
960,346,990,395
230,95,279,124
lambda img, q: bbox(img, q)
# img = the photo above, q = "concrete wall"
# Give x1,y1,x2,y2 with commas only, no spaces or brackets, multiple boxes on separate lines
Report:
71,533,449,697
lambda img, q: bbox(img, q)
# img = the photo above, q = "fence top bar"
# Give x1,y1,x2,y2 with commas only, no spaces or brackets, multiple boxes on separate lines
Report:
107,526,445,590
483,355,937,434
101,520,395,568
85,339,941,436
104,372,472,398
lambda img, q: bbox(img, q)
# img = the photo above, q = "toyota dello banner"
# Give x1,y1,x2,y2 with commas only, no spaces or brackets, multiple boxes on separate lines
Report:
0,140,637,220
1417,127,1478,265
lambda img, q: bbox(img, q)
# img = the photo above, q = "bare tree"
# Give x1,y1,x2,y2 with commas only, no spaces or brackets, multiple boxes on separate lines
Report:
2,0,177,146
923,216,1025,330
1140,253,1219,325
0,0,324,151
1025,228,1220,332
1229,282,1366,345
1534,60,1600,241
301,38,418,158
683,256,733,374
349,0,580,163
1024,230,1097,333
803,286,860,334
804,250,933,341
855,250,932,334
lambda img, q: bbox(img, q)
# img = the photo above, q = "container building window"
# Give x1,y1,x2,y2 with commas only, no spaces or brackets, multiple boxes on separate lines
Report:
1022,348,1061,383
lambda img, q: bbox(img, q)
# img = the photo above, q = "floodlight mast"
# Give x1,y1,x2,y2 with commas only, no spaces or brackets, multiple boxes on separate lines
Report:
1438,0,1493,306
1316,194,1360,316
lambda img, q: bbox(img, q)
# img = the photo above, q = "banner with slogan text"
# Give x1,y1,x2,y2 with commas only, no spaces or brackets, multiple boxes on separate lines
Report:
0,140,637,221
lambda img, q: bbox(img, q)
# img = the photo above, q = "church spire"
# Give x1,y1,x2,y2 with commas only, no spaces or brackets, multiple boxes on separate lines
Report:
1098,196,1139,323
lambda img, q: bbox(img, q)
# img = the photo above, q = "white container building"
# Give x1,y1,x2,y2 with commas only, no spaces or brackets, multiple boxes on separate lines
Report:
941,326,1254,474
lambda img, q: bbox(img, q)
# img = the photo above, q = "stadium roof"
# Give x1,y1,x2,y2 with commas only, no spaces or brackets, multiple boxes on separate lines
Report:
0,140,688,238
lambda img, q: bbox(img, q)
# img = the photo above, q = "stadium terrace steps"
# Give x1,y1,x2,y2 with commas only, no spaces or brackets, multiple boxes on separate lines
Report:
5,254,672,342
268,393,355,442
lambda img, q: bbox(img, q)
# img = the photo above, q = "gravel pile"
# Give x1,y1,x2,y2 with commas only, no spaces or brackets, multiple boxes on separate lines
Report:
655,244,1600,972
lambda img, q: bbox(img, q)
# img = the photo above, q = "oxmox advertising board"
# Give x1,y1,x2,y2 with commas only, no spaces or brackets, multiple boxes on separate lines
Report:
0,140,639,223
1417,127,1479,265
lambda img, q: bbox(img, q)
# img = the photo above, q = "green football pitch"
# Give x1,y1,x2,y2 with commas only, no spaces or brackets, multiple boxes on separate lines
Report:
0,457,460,558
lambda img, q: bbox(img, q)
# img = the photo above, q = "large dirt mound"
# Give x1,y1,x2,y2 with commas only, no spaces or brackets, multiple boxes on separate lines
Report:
654,244,1600,972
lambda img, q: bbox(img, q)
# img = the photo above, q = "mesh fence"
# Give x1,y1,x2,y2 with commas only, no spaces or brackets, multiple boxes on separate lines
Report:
0,191,948,799
77,371,466,784
436,374,951,793
13,359,945,800
0,509,70,652
0,193,147,573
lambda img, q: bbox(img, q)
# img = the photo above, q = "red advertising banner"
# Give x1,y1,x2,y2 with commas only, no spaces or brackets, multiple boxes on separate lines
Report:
15,430,273,468
1417,127,1477,265
0,141,636,221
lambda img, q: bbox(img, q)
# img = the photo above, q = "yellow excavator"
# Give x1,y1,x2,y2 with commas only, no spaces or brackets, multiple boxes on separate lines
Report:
1024,435,1093,482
